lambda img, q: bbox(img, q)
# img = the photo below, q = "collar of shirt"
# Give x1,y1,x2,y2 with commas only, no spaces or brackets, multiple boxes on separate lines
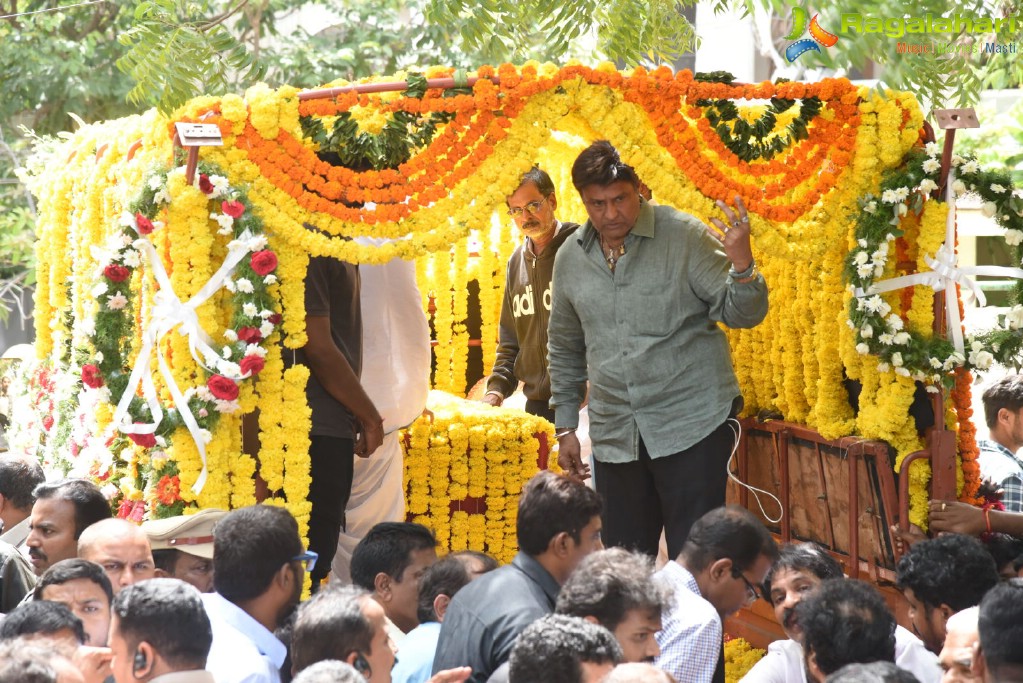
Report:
512,552,561,605
150,672,217,683
0,518,30,548
979,439,1023,467
659,560,701,598
202,592,287,668
526,220,568,258
578,199,656,252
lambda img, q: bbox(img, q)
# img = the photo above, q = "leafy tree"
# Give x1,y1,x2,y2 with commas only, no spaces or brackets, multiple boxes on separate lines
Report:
723,0,1021,109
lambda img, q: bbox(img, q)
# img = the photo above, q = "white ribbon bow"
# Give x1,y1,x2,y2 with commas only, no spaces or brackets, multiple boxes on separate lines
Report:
856,170,1023,355
111,230,253,495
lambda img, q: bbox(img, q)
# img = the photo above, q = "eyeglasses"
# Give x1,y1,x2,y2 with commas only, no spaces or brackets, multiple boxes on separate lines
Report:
734,570,761,604
507,197,549,218
292,550,318,573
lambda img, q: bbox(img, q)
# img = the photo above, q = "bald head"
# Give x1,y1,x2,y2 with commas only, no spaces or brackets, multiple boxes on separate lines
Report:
604,663,677,682
78,519,155,593
940,606,980,683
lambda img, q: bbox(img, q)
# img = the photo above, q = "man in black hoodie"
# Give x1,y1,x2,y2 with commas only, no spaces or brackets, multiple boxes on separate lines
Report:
481,166,580,423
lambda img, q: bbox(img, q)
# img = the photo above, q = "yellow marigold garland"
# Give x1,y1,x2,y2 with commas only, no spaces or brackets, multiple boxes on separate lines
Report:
24,63,984,540
724,637,765,682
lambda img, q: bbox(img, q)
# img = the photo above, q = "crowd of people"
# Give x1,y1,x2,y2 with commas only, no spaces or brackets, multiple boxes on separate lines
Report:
0,463,1019,683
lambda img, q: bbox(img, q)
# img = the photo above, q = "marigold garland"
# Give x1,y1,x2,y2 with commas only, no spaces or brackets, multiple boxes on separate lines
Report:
724,636,765,682
19,62,988,545
401,392,553,564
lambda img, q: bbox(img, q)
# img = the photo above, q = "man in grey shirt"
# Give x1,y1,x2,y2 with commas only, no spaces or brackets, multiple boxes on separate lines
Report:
548,140,768,560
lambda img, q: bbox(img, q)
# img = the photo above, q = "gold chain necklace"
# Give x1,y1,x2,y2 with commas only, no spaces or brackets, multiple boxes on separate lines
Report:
601,236,626,271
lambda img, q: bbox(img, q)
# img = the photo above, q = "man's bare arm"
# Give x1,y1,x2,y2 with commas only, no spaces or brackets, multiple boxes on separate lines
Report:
304,315,383,456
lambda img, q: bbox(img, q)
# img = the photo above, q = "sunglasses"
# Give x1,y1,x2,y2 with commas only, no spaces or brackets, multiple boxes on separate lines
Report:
291,550,318,573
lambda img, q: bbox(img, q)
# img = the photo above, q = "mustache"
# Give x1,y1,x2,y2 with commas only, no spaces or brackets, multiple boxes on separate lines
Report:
28,547,47,562
783,607,798,631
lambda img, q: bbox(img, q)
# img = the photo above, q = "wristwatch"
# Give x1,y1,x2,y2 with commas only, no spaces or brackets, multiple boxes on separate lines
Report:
729,260,758,283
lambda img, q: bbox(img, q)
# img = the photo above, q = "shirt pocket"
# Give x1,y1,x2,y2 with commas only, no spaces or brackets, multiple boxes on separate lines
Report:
630,281,680,337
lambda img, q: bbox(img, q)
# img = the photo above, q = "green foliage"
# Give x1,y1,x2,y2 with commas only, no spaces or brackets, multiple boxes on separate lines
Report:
952,99,1023,185
703,96,821,161
729,0,1018,110
424,0,697,66
0,1,136,134
300,74,471,171
117,0,266,113
258,0,473,88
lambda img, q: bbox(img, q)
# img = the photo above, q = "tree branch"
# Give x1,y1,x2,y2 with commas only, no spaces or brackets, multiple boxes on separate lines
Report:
200,0,250,30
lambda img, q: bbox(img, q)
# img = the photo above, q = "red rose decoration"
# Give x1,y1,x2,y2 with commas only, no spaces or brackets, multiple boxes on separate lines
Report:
250,250,278,276
239,355,265,376
104,264,130,282
222,200,245,218
42,415,54,432
207,374,239,401
128,431,157,448
198,174,214,195
268,313,282,325
135,213,154,235
81,364,104,389
236,327,262,344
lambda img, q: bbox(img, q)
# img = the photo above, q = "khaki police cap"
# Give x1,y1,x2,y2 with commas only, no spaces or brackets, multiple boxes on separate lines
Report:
141,508,226,559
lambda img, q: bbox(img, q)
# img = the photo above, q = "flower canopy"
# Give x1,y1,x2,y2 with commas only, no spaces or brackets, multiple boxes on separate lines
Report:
18,62,1012,531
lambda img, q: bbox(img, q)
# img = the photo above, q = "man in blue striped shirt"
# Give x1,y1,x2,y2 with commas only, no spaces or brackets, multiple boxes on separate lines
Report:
655,506,778,683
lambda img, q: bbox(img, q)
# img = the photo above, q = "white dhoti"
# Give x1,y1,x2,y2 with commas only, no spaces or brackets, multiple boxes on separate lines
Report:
331,251,431,584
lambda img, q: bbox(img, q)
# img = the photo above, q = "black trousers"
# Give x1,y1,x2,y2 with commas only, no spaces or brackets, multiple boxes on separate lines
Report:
306,435,355,586
593,419,734,560
524,398,556,424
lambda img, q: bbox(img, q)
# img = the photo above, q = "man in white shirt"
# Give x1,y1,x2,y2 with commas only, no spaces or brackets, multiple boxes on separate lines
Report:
655,506,779,683
203,505,310,683
740,542,941,683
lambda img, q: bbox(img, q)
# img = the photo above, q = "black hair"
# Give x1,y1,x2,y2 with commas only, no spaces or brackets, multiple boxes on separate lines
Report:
291,585,374,674
896,534,999,612
36,558,114,605
350,522,437,590
276,608,297,683
514,166,555,199
762,542,844,606
571,140,640,192
509,614,622,682
0,601,85,644
517,471,603,556
680,505,779,574
152,548,181,574
213,504,302,603
556,548,669,631
0,456,45,511
978,578,1023,676
416,554,472,624
827,661,922,682
292,660,364,683
983,534,1023,576
32,479,111,538
982,375,1023,428
112,578,212,670
796,579,896,677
